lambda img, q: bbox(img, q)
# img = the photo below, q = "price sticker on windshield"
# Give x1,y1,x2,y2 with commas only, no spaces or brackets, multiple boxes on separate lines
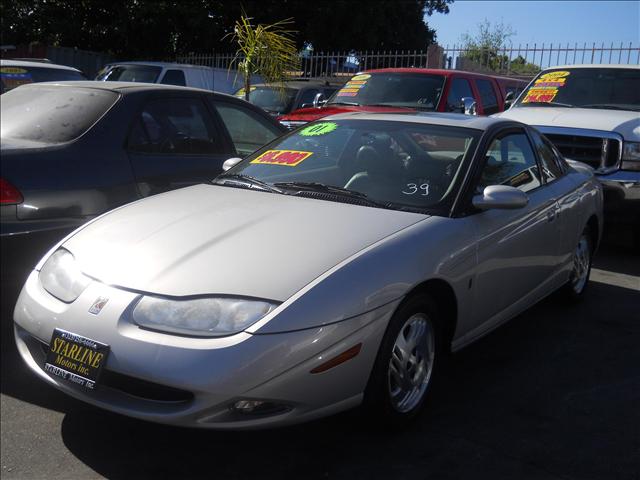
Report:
299,122,338,136
251,150,313,167
523,70,570,103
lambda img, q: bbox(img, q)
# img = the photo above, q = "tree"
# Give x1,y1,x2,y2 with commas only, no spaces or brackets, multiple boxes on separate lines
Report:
1,0,454,59
459,19,515,71
227,14,300,101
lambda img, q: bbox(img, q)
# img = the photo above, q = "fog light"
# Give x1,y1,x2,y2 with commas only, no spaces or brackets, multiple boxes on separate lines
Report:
231,399,290,416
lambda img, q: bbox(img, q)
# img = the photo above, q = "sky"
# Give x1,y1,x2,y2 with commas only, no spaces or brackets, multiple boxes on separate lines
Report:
427,0,640,47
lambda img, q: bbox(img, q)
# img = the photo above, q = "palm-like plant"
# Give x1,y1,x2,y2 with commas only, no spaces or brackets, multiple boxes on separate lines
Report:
227,15,300,101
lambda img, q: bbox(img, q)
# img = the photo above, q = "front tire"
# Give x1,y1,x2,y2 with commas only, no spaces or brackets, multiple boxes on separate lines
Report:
562,227,593,300
363,294,443,427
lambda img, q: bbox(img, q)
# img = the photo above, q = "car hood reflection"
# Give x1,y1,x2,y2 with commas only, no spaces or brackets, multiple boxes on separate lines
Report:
63,184,427,301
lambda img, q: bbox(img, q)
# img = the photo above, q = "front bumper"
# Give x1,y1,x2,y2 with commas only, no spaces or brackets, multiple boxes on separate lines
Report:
597,170,640,223
14,270,395,429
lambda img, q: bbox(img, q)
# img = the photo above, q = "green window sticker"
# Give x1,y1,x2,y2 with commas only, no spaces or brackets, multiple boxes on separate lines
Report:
299,122,338,136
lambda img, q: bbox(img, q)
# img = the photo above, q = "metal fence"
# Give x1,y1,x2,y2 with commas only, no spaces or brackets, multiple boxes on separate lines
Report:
176,42,640,78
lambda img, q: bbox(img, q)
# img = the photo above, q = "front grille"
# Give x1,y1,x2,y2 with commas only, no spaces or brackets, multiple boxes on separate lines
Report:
544,133,621,171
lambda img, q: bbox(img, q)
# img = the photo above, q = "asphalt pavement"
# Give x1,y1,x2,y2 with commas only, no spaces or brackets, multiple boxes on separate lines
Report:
1,240,639,480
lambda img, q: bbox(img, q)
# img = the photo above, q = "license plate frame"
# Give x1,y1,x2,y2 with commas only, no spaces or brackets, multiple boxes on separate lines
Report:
44,328,110,390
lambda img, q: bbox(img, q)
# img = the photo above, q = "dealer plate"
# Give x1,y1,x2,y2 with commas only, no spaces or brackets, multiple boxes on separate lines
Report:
44,328,110,390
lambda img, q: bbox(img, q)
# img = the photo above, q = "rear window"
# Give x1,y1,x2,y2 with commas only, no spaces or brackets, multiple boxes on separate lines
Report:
1,66,85,93
0,86,119,144
96,65,162,83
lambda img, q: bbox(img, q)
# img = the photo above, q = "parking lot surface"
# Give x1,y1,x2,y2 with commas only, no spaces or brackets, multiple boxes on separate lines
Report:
1,241,638,480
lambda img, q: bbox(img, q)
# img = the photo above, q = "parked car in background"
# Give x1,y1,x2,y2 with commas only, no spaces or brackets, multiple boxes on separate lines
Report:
496,65,640,228
0,59,85,93
277,68,528,129
13,113,602,430
96,62,262,94
234,80,341,116
1,81,286,274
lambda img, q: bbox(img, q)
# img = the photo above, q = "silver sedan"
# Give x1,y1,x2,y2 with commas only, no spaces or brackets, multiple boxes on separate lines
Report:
13,113,603,429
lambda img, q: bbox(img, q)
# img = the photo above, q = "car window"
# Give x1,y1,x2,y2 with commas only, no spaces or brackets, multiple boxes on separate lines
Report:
1,66,85,93
529,130,564,182
446,78,474,111
0,85,118,144
226,119,480,211
214,102,282,157
476,79,499,115
477,132,542,193
160,69,186,86
128,97,221,154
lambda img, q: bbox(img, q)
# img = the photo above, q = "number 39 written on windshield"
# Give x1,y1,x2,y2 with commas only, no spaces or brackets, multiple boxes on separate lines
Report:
402,183,430,195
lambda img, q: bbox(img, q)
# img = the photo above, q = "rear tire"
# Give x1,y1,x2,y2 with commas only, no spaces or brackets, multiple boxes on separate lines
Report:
363,293,443,428
562,227,593,300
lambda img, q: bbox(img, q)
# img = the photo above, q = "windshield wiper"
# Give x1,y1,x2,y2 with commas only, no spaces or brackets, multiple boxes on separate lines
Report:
214,174,283,194
327,101,360,106
579,103,639,111
519,101,574,108
273,181,390,206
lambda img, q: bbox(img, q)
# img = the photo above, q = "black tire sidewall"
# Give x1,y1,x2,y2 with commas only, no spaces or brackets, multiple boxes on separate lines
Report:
363,293,444,426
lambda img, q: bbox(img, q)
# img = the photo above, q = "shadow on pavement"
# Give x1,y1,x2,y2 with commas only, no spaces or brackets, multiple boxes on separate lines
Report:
54,280,639,480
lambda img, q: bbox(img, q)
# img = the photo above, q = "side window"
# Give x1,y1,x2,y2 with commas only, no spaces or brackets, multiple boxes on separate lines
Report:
446,78,474,111
214,102,281,157
529,130,564,182
160,69,186,86
477,132,542,194
476,79,499,115
127,98,221,154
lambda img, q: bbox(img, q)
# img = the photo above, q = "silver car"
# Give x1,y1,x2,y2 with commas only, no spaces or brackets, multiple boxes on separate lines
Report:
14,113,603,429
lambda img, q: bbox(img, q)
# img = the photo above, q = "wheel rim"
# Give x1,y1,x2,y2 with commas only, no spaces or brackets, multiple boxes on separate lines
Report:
387,313,435,413
571,235,590,294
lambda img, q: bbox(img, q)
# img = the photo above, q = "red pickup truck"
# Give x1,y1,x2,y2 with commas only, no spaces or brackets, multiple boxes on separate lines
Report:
277,68,528,129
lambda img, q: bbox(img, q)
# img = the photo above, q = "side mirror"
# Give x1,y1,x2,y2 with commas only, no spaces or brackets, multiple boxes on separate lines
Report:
472,185,529,210
312,92,325,108
222,157,243,172
504,91,515,109
461,97,477,115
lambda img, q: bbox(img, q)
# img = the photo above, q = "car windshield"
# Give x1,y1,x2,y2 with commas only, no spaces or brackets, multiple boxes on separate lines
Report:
514,67,640,111
235,86,297,114
219,119,479,213
0,65,85,93
327,72,445,110
0,86,119,144
96,65,162,83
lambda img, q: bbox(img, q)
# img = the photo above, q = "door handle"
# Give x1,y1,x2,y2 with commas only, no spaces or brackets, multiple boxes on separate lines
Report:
546,209,557,222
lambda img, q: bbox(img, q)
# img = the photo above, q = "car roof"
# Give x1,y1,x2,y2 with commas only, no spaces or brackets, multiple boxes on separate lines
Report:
325,111,513,130
542,64,640,70
15,80,228,95
248,81,342,89
0,59,82,72
361,67,524,82
105,61,216,70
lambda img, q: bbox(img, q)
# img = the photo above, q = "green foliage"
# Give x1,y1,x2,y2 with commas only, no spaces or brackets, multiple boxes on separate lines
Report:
1,0,454,59
459,20,539,74
227,15,300,100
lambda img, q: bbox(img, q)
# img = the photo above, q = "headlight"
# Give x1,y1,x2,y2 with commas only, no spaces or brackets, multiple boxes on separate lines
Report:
132,296,279,337
39,249,91,303
622,141,640,170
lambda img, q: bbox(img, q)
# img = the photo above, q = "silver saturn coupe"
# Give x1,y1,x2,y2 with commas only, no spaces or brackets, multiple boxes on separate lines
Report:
14,113,603,429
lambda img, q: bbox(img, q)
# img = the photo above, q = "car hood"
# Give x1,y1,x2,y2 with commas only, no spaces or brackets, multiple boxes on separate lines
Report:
497,106,640,140
278,104,417,122
62,184,426,301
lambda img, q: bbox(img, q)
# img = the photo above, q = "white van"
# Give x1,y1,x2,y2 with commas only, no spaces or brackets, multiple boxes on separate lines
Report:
95,61,260,94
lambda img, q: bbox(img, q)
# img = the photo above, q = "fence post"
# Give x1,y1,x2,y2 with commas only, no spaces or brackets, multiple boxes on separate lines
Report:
591,42,596,63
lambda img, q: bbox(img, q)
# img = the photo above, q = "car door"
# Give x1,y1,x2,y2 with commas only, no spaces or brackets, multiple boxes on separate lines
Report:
469,127,563,328
443,76,477,112
126,93,233,197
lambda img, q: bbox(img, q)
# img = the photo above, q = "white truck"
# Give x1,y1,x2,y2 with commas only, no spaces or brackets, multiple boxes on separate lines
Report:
95,61,261,95
497,65,639,229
